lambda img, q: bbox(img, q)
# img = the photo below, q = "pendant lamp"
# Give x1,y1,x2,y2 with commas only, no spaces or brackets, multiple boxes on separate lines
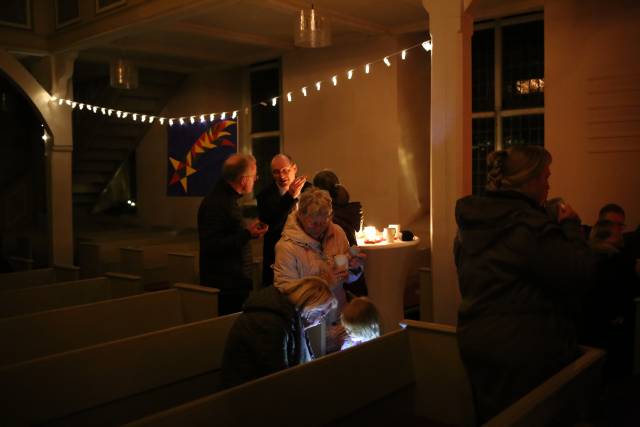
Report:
294,4,331,48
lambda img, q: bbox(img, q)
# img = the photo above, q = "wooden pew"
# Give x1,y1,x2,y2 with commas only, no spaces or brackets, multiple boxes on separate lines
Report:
78,234,196,279
0,283,219,366
120,241,199,289
0,264,80,292
0,313,239,426
125,320,605,427
0,273,141,318
167,249,262,290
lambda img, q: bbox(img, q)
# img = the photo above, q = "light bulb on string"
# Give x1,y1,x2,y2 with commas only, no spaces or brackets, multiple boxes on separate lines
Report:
122,112,128,118
209,113,215,122
149,116,155,124
116,111,122,118
200,115,205,123
101,107,106,115
93,106,98,113
221,112,226,119
401,50,407,60
301,87,308,97
315,81,322,91
422,40,432,51
179,118,185,125
65,100,72,106
169,119,174,126
232,110,238,119
332,75,337,86
159,117,165,125
189,116,195,124
108,109,113,116
133,113,138,121
71,102,77,108
271,97,278,106
50,96,57,102
347,69,354,80
58,99,64,105
383,56,391,67
365,63,370,74
141,115,147,123
287,92,292,102
79,104,84,110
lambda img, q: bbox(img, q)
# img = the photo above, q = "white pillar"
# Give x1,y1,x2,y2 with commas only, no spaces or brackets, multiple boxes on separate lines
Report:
48,53,76,265
422,0,473,325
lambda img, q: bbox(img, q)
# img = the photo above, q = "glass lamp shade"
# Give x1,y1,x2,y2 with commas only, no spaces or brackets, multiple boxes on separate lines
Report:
294,6,331,48
110,58,139,89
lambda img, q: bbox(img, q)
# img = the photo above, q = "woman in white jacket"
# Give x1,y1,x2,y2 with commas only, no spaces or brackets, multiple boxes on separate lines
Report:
273,188,364,317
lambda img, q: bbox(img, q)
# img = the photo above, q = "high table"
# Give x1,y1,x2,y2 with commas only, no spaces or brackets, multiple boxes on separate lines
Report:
357,236,420,332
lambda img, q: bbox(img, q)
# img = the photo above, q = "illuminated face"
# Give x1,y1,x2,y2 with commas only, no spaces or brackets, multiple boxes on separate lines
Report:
241,163,258,194
271,156,297,190
299,210,332,241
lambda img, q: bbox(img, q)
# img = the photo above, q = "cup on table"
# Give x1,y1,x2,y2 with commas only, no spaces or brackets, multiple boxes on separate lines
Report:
388,224,400,240
384,227,396,243
334,254,349,272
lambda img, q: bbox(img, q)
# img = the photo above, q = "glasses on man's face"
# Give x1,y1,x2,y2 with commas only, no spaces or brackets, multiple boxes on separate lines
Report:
272,167,292,177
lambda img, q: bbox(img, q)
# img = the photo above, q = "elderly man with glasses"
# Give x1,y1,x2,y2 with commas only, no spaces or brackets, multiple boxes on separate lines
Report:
256,154,311,287
198,153,268,314
273,188,365,340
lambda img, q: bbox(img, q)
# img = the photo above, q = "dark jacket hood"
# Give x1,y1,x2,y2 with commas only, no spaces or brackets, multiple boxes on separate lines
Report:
333,201,362,233
455,191,552,255
242,286,297,322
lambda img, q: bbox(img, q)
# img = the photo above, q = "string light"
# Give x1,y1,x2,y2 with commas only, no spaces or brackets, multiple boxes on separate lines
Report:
47,39,431,127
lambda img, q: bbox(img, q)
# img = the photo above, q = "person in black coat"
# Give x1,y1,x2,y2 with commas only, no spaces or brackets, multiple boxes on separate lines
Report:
198,154,268,314
220,276,336,389
257,154,310,287
454,146,596,423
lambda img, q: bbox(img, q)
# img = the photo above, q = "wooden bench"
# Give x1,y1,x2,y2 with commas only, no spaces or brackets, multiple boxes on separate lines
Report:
0,313,239,426
120,241,199,289
0,273,141,318
78,234,196,279
125,320,605,427
0,283,219,366
0,264,80,292
167,249,262,290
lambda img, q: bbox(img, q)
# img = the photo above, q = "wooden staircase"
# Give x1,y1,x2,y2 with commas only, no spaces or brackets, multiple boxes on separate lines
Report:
72,61,187,215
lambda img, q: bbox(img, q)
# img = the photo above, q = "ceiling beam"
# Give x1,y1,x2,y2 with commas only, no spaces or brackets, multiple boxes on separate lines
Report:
163,23,294,50
391,20,429,34
49,0,240,53
114,40,248,65
263,0,389,35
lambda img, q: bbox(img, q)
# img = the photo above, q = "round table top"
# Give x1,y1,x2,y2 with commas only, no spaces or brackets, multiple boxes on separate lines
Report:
356,236,420,251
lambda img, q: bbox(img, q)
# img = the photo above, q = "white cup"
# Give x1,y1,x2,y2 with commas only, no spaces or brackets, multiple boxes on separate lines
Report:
334,254,349,271
384,227,396,243
388,224,400,240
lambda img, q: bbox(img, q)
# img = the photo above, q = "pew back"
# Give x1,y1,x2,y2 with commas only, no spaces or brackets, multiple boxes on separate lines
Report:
120,241,199,287
0,264,80,292
0,273,141,318
0,284,219,366
0,313,239,426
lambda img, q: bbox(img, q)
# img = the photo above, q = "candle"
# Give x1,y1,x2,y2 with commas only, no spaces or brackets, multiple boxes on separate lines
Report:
364,226,377,242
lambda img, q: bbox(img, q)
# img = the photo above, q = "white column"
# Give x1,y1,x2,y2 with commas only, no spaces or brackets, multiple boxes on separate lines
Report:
47,53,76,265
422,0,473,325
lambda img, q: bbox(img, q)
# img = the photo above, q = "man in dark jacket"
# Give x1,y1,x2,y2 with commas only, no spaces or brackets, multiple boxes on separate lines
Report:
257,154,310,287
198,154,268,314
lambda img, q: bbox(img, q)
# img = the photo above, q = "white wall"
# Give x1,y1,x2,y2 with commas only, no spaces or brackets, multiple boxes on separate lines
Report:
136,68,243,229
545,0,640,229
282,34,430,237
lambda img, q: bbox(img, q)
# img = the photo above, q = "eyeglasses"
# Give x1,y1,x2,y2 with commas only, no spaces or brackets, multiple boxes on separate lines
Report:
272,167,292,177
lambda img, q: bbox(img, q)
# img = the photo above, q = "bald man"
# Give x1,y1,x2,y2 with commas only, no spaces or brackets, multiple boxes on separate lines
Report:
198,154,268,314
256,154,310,286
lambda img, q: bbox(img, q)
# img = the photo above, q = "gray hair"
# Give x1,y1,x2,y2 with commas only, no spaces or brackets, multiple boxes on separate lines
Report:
221,154,256,183
279,276,337,312
298,187,332,218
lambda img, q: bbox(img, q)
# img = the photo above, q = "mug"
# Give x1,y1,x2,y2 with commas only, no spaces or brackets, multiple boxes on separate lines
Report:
384,227,396,243
334,254,349,271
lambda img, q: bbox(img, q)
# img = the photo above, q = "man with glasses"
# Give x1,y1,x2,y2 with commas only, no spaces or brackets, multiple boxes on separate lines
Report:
198,154,268,314
257,154,310,286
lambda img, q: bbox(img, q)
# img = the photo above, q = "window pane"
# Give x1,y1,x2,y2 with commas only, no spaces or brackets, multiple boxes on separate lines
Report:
502,114,544,147
472,118,495,195
251,135,280,195
502,20,544,109
472,28,495,112
250,66,280,133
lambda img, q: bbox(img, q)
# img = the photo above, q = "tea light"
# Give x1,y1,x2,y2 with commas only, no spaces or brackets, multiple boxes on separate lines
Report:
364,226,377,242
